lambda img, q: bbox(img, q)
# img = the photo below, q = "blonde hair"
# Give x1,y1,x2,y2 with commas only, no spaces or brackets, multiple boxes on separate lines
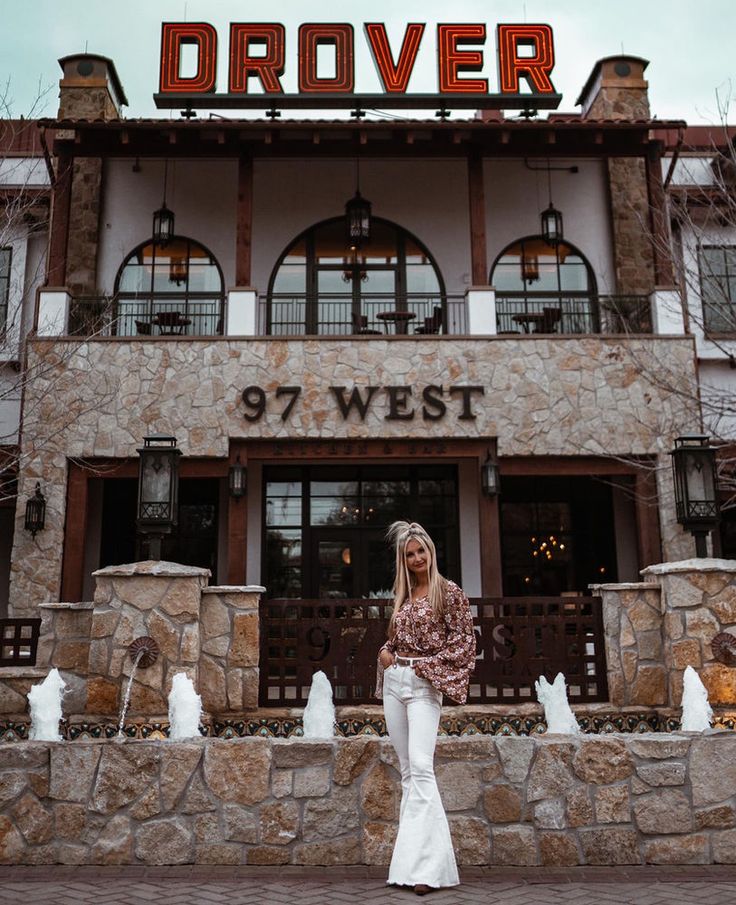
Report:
386,521,447,635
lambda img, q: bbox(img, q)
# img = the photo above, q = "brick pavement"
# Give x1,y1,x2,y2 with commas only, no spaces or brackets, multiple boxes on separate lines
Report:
1,866,736,905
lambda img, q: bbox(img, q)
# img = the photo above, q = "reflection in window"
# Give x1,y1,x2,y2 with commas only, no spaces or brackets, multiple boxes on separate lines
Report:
0,248,11,331
700,246,736,333
268,217,444,335
491,237,598,334
115,236,225,336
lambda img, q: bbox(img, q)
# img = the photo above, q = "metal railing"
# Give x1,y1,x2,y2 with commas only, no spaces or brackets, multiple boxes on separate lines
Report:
259,596,607,706
0,618,42,666
495,295,652,335
261,294,467,336
67,296,226,337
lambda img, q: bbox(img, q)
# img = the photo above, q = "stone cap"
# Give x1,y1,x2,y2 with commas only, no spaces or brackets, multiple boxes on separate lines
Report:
38,601,94,610
642,558,736,576
92,560,211,578
202,585,266,595
589,582,658,591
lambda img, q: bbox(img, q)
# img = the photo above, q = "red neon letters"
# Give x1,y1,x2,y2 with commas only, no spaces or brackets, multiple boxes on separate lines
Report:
159,23,217,93
229,24,285,94
437,24,488,94
497,24,555,94
158,21,557,96
364,23,425,93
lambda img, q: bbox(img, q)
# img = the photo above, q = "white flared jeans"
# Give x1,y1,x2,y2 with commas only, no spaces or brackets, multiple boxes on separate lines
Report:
383,665,459,890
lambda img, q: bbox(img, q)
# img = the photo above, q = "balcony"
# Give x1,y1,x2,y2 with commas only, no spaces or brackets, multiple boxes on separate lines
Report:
38,290,670,339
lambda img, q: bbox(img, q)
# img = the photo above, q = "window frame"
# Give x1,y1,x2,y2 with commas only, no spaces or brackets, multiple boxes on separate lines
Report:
0,247,12,334
699,244,736,334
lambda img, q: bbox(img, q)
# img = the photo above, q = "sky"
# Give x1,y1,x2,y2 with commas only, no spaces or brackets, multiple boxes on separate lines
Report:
2,0,735,123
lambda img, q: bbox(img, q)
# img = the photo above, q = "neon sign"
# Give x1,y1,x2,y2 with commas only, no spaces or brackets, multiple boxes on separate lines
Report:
155,21,560,111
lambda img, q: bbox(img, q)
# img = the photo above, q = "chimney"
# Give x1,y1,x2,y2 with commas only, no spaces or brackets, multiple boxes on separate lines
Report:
57,54,128,120
576,56,650,120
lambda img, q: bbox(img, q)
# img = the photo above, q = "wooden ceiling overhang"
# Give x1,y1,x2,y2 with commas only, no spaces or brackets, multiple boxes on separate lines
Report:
42,117,687,160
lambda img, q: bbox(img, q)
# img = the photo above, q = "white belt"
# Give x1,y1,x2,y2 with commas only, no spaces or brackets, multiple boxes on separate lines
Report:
394,655,426,667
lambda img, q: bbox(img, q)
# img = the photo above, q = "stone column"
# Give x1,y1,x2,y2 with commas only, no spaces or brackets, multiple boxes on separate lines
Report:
87,561,209,717
642,559,736,708
199,585,264,714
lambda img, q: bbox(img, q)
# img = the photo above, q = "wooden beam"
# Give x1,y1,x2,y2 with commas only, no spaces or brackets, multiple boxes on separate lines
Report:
501,456,655,476
235,154,253,287
646,140,676,286
467,151,488,286
634,469,663,569
60,463,88,603
46,150,73,286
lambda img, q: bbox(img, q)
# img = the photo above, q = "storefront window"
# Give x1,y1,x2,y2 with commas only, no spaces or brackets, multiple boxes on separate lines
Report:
263,465,459,599
267,218,444,335
115,237,225,336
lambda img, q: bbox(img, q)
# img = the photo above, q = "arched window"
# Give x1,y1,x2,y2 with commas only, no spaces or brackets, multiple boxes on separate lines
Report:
491,237,598,334
114,237,225,336
267,217,445,335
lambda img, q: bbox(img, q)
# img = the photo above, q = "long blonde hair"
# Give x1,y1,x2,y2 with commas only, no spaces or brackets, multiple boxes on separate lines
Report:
386,521,447,634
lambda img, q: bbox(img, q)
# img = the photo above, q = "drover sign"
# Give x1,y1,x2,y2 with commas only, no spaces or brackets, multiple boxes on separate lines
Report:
154,21,561,112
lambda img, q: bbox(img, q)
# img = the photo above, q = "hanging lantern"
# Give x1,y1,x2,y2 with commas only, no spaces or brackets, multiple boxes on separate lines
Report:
541,203,563,246
345,190,371,250
229,455,247,500
521,253,540,284
24,483,46,537
152,203,175,248
670,435,719,557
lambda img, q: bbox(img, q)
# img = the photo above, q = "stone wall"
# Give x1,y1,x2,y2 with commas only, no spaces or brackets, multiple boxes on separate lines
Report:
595,559,736,710
2,734,736,866
10,335,697,612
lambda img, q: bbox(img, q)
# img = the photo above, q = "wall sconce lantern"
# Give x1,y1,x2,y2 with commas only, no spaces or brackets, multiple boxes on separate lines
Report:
229,455,247,500
345,190,371,250
136,435,181,560
481,454,500,497
152,159,175,247
24,483,46,537
670,434,719,557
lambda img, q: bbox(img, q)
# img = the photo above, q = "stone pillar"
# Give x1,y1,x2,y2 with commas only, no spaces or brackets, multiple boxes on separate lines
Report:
55,54,128,296
199,585,264,714
87,561,209,717
642,559,736,708
593,582,666,708
577,57,655,296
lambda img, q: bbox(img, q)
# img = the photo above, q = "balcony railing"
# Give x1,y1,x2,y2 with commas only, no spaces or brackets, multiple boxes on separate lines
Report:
261,293,467,336
495,295,652,335
68,296,226,337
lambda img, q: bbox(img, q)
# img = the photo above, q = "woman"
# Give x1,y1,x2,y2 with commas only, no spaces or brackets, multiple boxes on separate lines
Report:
376,521,476,896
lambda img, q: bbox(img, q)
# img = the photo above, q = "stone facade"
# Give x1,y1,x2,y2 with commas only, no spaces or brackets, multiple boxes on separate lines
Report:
2,733,736,866
9,335,696,613
595,559,736,709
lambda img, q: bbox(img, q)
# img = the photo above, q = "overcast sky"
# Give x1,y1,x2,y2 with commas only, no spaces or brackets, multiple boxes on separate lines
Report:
3,0,734,123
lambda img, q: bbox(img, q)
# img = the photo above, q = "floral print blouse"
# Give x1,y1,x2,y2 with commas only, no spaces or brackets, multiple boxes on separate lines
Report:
376,580,476,704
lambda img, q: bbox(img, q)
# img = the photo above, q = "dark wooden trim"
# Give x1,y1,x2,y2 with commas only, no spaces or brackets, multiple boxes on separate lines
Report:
467,152,488,285
479,477,502,596
500,456,654,476
227,448,248,584
233,436,492,461
634,469,662,569
236,155,253,287
60,462,88,602
646,140,675,287
46,150,73,287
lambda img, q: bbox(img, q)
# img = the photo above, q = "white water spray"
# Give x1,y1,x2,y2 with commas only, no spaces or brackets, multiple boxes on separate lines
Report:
535,672,580,735
168,672,202,740
28,668,66,741
116,649,145,739
680,665,713,732
302,670,335,738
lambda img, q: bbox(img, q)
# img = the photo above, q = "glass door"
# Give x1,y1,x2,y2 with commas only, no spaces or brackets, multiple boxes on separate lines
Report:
310,528,357,599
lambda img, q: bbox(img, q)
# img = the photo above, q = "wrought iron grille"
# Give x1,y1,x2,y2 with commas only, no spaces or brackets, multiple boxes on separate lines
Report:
0,618,42,666
259,596,608,706
495,295,652,335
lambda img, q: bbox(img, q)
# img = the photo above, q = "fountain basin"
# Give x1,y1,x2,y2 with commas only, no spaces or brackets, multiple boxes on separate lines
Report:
2,733,736,866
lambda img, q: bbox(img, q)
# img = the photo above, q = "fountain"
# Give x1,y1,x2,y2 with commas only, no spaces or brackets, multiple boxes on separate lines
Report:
27,668,66,741
168,672,202,739
302,670,335,738
680,664,713,731
117,636,160,739
535,672,581,735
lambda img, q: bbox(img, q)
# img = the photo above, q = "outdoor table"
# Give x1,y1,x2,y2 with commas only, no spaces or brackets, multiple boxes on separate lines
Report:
376,311,417,335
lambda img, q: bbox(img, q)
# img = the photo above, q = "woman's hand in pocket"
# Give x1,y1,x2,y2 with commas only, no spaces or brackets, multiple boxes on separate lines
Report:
378,648,395,669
